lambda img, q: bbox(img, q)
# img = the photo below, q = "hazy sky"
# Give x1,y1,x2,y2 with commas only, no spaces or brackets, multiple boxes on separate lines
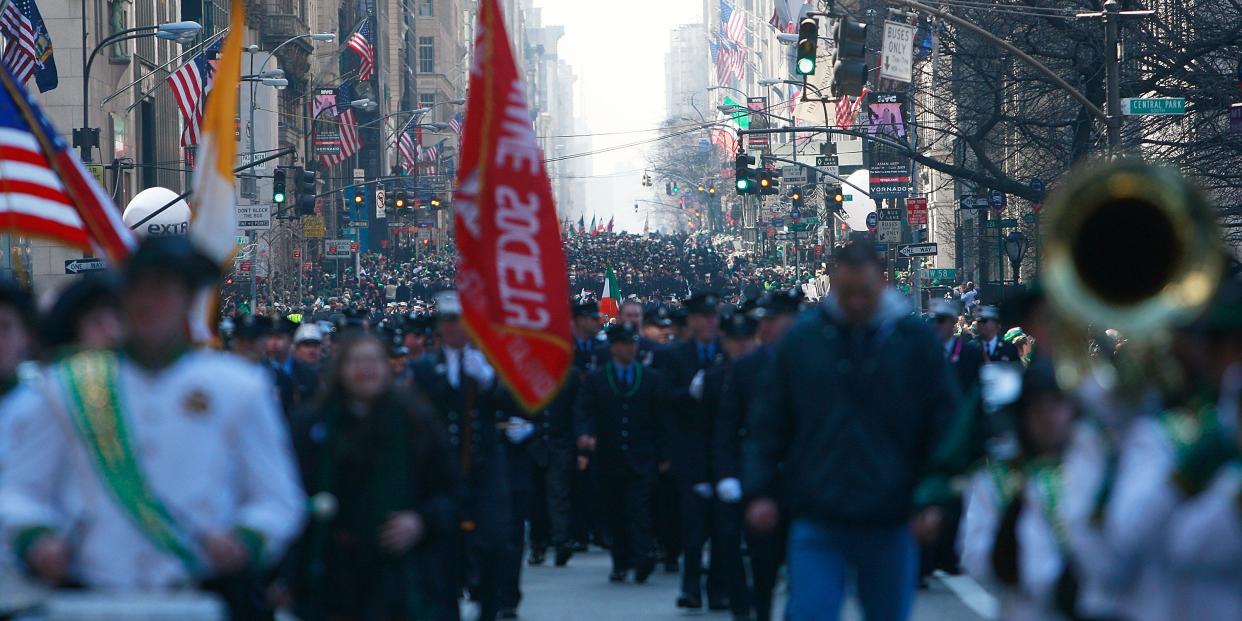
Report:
533,0,703,231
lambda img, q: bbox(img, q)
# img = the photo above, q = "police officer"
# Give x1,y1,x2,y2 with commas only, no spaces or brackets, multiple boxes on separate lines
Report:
974,305,1020,363
574,323,670,584
930,299,984,395
655,290,727,610
568,297,609,554
714,288,802,621
410,291,510,621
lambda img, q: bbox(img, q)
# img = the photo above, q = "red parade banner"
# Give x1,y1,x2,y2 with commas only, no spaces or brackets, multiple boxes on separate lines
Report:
453,0,573,411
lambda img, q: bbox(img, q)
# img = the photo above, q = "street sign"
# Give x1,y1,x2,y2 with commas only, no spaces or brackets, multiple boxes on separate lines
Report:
292,249,302,260
302,262,313,272
350,242,359,252
878,208,902,221
766,227,776,238
325,239,353,258
302,215,325,238
781,166,808,186
905,197,928,226
880,21,916,83
924,268,957,281
64,258,105,274
986,217,1019,229
897,242,938,258
878,220,901,243
959,196,990,210
815,155,840,179
989,189,1006,211
866,211,878,233
771,217,785,227
375,188,386,219
790,222,810,232
790,208,802,220
87,164,105,187
1121,97,1186,116
774,232,790,241
236,204,271,230
796,231,810,240
238,260,252,274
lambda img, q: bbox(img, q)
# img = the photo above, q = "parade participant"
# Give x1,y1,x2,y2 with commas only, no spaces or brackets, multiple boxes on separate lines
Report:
703,310,759,621
495,388,543,619
975,306,1020,363
410,291,509,621
714,287,801,621
959,360,1077,621
0,236,305,616
288,331,460,621
574,322,669,584
38,274,123,358
229,313,271,364
568,297,608,554
642,303,673,344
745,241,958,621
655,290,726,611
930,299,984,394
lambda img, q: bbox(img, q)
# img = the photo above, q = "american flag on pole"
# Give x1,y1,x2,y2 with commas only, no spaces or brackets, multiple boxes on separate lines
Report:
348,18,374,81
448,111,463,135
167,51,216,147
0,0,37,85
420,140,441,174
709,37,745,85
836,86,870,129
320,81,361,167
0,61,134,263
719,0,746,45
398,130,417,173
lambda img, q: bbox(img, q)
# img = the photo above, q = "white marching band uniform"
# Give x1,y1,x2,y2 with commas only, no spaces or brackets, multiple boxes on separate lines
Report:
0,349,305,591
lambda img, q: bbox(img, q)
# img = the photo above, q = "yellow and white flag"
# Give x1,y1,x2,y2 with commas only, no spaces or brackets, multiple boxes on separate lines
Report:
188,0,245,341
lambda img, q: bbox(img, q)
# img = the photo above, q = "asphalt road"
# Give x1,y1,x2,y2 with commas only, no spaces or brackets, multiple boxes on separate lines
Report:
505,547,994,621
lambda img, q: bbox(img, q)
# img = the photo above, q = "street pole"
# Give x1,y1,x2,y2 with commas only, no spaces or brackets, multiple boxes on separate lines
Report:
1102,0,1123,152
248,51,258,314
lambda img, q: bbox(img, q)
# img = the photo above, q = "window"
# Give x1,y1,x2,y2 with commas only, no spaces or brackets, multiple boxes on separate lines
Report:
419,93,436,112
419,36,434,73
418,0,433,16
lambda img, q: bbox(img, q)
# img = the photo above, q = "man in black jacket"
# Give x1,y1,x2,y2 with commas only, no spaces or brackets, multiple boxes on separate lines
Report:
973,305,1020,363
930,299,985,394
575,323,670,584
411,291,510,621
654,290,727,610
745,242,959,621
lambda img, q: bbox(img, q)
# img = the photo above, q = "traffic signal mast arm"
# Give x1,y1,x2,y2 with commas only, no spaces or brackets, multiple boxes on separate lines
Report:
759,153,869,200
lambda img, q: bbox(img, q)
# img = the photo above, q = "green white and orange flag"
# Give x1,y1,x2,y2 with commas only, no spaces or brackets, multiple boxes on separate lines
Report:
600,267,620,318
188,0,244,340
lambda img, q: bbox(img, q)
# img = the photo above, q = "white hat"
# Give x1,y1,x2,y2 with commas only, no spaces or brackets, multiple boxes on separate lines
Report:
294,322,323,344
435,290,463,316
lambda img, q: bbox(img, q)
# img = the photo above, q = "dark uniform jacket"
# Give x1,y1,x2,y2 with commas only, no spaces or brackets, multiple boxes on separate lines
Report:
654,339,725,482
574,361,670,478
944,335,985,394
746,292,960,527
289,392,459,620
974,335,1020,364
713,346,770,484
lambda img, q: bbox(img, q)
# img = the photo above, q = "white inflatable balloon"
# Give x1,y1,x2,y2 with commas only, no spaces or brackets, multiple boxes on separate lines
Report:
123,187,191,238
842,169,873,232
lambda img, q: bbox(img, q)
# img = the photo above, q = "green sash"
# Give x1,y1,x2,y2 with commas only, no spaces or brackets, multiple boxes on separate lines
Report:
57,351,202,575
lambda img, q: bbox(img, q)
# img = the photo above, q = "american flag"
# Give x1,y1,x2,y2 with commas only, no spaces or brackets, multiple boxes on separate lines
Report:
719,0,746,45
348,19,374,81
398,130,417,173
420,140,440,174
709,37,744,85
836,86,870,129
0,62,134,263
0,0,37,85
321,82,361,167
167,51,216,147
448,111,463,135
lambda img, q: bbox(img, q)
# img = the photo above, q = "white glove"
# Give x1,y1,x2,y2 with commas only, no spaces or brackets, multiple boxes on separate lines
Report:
505,416,536,444
688,369,706,401
716,478,742,503
693,482,713,499
462,349,495,387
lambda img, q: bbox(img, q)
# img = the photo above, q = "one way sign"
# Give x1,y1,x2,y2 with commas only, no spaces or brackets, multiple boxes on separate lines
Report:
897,243,938,258
64,258,106,274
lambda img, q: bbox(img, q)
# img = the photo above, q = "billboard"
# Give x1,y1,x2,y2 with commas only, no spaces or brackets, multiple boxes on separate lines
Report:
864,92,912,198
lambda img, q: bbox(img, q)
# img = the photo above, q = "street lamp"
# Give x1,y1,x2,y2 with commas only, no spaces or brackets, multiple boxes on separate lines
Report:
77,20,203,161
1005,231,1028,283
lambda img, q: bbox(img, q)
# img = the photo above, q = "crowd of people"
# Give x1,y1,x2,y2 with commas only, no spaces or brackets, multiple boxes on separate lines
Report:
221,233,814,324
0,232,1239,621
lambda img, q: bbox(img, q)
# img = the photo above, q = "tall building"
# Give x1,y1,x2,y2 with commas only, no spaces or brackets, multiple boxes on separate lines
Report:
666,23,707,121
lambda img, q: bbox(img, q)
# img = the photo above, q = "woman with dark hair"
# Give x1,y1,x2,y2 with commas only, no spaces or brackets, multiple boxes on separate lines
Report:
959,359,1080,621
288,331,460,621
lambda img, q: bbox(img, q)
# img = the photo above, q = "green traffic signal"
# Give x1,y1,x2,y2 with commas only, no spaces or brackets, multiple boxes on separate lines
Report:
273,191,286,204
736,178,750,191
796,56,815,75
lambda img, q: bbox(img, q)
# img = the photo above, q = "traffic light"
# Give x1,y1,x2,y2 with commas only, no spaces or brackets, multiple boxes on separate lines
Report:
826,184,845,211
429,197,442,209
796,17,818,76
758,168,781,196
297,169,316,215
272,169,286,204
666,182,672,196
833,18,869,98
790,187,804,208
734,152,756,194
393,188,407,209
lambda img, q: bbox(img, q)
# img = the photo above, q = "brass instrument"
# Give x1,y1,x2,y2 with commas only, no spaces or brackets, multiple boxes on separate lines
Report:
1040,159,1223,390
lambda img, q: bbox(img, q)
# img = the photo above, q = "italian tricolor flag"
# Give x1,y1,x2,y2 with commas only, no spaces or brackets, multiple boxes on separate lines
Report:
600,267,620,318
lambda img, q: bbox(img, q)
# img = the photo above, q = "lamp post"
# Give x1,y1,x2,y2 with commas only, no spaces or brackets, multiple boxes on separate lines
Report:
77,21,201,162
1005,230,1027,284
